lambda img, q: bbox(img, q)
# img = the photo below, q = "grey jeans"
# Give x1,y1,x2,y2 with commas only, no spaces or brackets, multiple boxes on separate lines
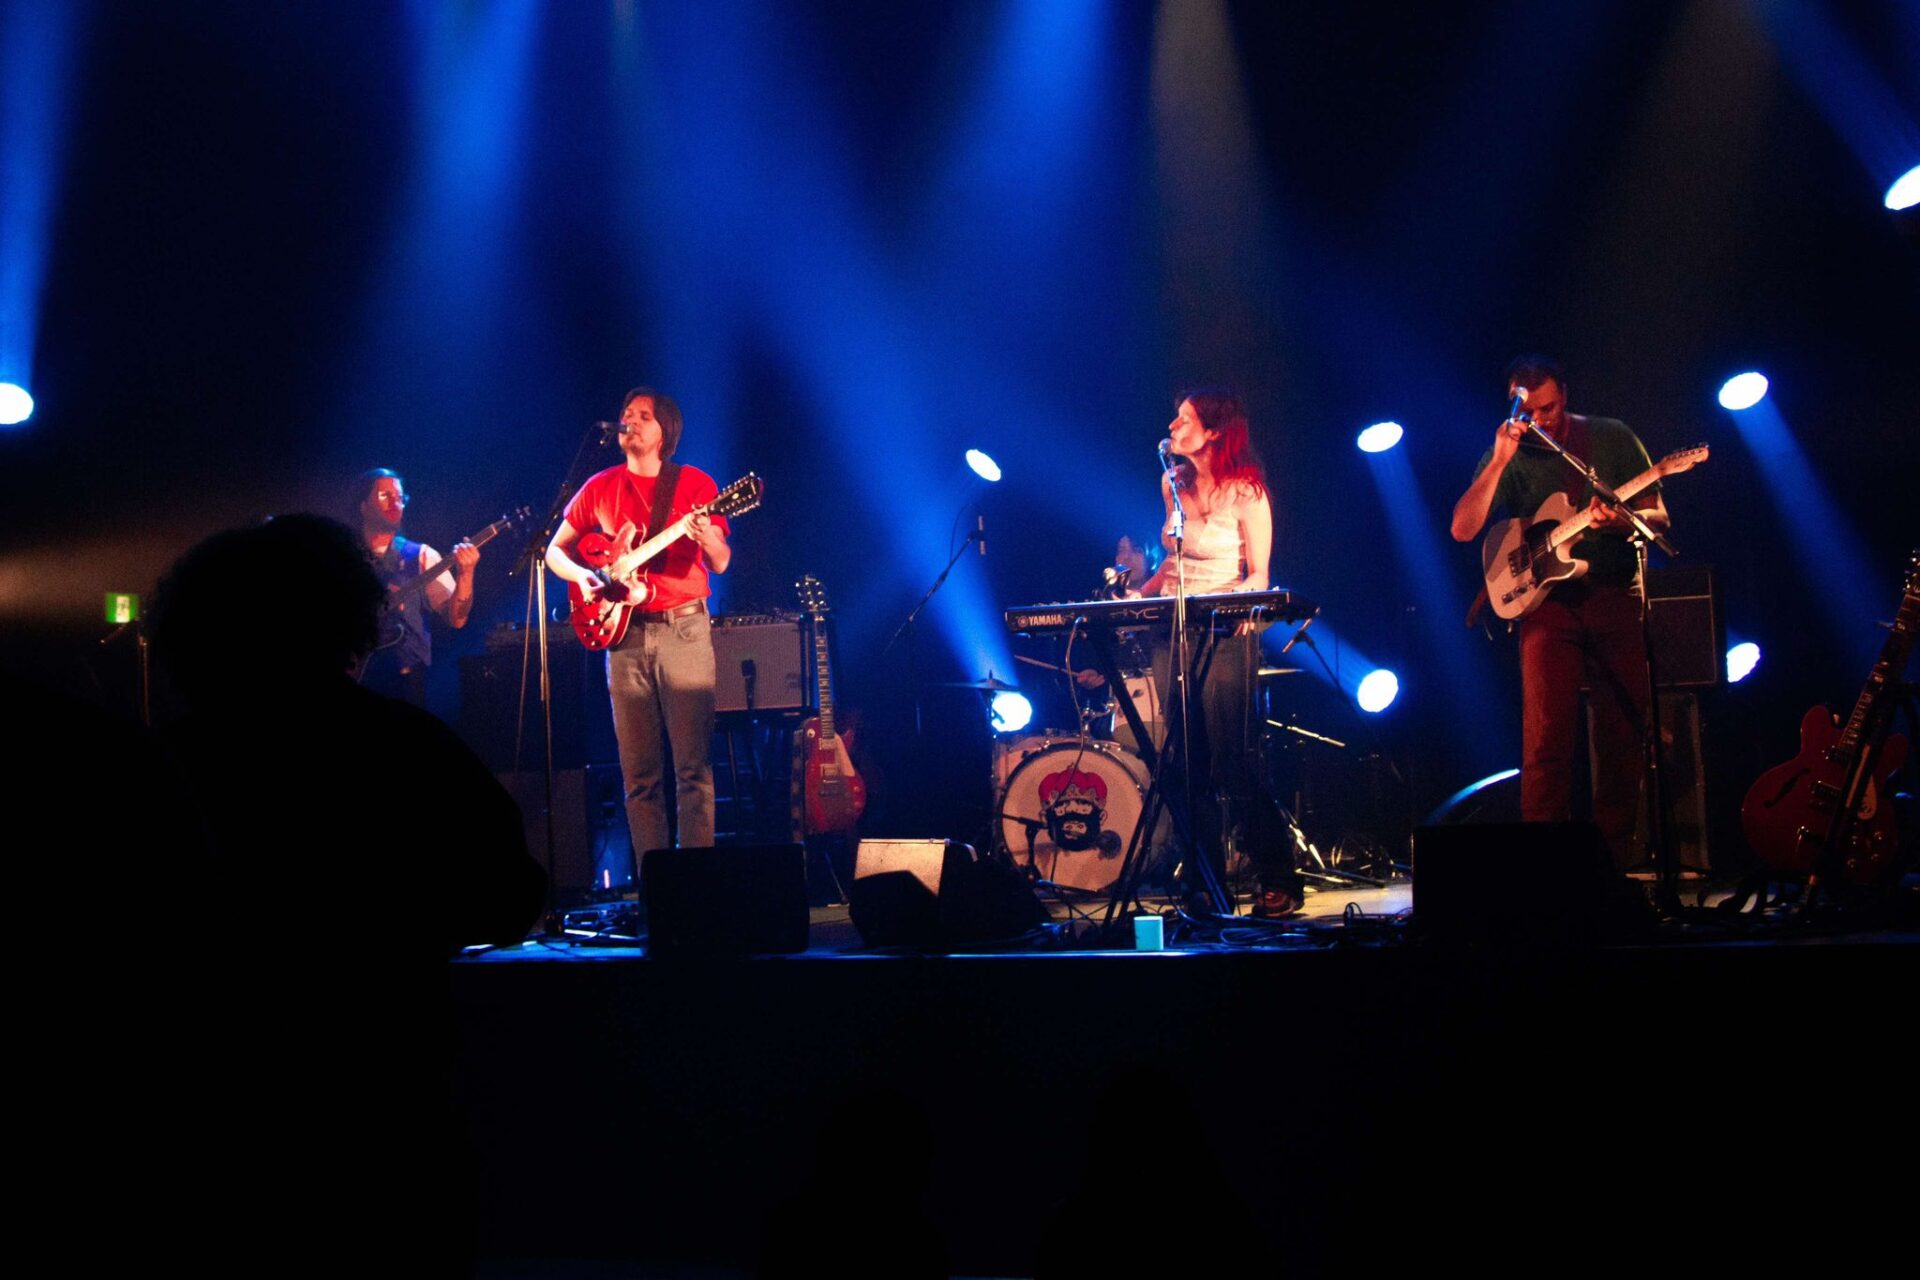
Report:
606,607,716,865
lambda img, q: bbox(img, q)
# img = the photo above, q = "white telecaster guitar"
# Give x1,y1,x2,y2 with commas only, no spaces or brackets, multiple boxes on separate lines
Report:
1481,444,1708,621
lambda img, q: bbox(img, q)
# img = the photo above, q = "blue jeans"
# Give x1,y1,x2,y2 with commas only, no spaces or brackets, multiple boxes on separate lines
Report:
606,607,716,865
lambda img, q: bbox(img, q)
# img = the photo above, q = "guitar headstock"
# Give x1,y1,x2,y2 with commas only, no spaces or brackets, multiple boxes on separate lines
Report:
706,473,766,521
1656,444,1709,476
795,574,830,617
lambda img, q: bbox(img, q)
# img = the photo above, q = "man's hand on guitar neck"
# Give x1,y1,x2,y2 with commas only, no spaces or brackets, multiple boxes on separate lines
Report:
1586,495,1669,536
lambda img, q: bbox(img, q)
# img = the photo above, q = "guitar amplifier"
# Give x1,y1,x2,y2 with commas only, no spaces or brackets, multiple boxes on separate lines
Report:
712,614,809,714
1646,565,1723,689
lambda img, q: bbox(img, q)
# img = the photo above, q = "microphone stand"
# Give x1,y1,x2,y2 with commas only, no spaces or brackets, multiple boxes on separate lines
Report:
510,420,621,937
1522,421,1682,914
1163,453,1197,885
881,527,983,738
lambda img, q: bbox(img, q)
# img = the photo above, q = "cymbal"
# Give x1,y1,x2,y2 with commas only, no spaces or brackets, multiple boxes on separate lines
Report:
938,675,1021,692
1257,666,1304,677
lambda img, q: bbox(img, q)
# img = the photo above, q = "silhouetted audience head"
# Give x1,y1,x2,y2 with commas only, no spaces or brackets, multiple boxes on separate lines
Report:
152,513,382,704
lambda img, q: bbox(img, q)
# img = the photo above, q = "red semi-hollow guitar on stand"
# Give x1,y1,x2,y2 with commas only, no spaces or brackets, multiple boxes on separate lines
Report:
1740,551,1918,888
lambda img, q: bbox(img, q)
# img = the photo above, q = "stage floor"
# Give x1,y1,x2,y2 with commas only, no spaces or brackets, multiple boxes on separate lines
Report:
453,873,1917,1276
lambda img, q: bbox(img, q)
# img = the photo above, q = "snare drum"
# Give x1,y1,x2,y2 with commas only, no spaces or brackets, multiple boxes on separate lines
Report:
996,736,1166,892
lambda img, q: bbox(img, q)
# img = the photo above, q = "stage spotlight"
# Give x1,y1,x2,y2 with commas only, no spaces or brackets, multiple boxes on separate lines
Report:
1356,421,1404,453
1717,372,1769,411
0,383,33,426
1356,668,1399,713
965,449,1003,482
1886,164,1920,211
1727,642,1761,684
989,690,1033,734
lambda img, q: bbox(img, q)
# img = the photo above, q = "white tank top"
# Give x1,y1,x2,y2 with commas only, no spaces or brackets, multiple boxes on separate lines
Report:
1162,482,1251,594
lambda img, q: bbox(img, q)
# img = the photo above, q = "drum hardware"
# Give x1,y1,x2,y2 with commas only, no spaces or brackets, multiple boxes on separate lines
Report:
1266,717,1347,750
938,673,1021,692
1259,697,1404,889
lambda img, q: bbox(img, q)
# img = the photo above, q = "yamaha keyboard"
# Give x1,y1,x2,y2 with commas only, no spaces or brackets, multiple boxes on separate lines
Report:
1005,588,1317,634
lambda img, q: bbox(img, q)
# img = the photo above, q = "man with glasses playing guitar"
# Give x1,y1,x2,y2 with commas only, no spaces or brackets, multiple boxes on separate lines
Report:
545,387,733,865
355,468,480,706
1450,355,1672,869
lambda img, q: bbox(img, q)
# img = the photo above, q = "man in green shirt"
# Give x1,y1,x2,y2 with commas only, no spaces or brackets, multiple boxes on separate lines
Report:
1450,356,1671,868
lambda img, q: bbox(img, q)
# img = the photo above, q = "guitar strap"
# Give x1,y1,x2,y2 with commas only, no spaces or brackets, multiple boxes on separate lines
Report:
1565,417,1593,500
646,462,683,548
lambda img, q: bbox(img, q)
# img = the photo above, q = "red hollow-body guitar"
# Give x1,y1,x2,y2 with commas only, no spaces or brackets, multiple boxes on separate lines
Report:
567,473,764,650
1740,551,1918,885
795,575,866,836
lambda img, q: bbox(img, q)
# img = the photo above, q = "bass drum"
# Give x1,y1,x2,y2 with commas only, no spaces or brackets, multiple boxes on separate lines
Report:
997,737,1166,893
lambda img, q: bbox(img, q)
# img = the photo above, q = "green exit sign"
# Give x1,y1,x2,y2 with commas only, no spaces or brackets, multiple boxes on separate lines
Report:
105,593,140,624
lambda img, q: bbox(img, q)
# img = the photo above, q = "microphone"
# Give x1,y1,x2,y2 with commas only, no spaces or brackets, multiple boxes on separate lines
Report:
1506,388,1531,424
1157,438,1177,475
975,511,986,556
595,420,622,445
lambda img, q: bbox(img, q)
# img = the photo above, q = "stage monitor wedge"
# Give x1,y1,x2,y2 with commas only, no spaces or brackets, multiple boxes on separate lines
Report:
643,843,809,956
849,839,1047,950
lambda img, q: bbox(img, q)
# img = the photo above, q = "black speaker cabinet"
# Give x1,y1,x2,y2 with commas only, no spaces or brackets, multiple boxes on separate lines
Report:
642,843,809,955
848,839,1048,949
1413,822,1613,945
497,767,636,899
1587,690,1712,872
1645,565,1723,689
712,615,808,714
461,636,619,770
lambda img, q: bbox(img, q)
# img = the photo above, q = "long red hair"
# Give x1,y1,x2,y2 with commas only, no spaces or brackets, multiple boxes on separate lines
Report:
1178,389,1267,499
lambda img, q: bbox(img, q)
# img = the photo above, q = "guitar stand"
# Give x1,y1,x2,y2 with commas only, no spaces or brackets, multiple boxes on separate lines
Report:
1796,680,1919,924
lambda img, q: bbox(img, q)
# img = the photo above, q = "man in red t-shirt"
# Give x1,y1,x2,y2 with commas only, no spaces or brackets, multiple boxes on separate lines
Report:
545,387,732,865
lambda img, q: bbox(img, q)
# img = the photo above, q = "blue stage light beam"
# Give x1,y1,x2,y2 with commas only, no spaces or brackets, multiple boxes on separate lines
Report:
0,382,33,426
1726,641,1762,684
990,690,1034,734
1746,0,1920,206
328,0,543,446
1266,617,1386,706
1360,442,1506,770
1,0,81,394
1717,371,1769,410
611,1,1036,680
1356,669,1400,713
1888,164,1920,211
1356,421,1403,453
1723,397,1884,665
966,449,1003,483
928,0,1107,239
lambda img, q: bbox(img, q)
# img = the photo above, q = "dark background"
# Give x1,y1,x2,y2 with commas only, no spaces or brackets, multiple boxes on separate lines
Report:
4,0,1915,846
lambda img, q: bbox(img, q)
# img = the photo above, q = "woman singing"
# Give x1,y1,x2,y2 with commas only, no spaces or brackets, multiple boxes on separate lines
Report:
1140,390,1303,918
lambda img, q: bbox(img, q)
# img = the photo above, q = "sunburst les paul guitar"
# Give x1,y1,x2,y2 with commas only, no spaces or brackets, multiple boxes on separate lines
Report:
795,574,867,837
567,472,765,651
1740,551,1917,886
1482,445,1708,621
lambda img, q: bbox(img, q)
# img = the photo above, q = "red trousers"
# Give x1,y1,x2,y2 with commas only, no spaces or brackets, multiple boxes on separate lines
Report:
1517,582,1650,867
